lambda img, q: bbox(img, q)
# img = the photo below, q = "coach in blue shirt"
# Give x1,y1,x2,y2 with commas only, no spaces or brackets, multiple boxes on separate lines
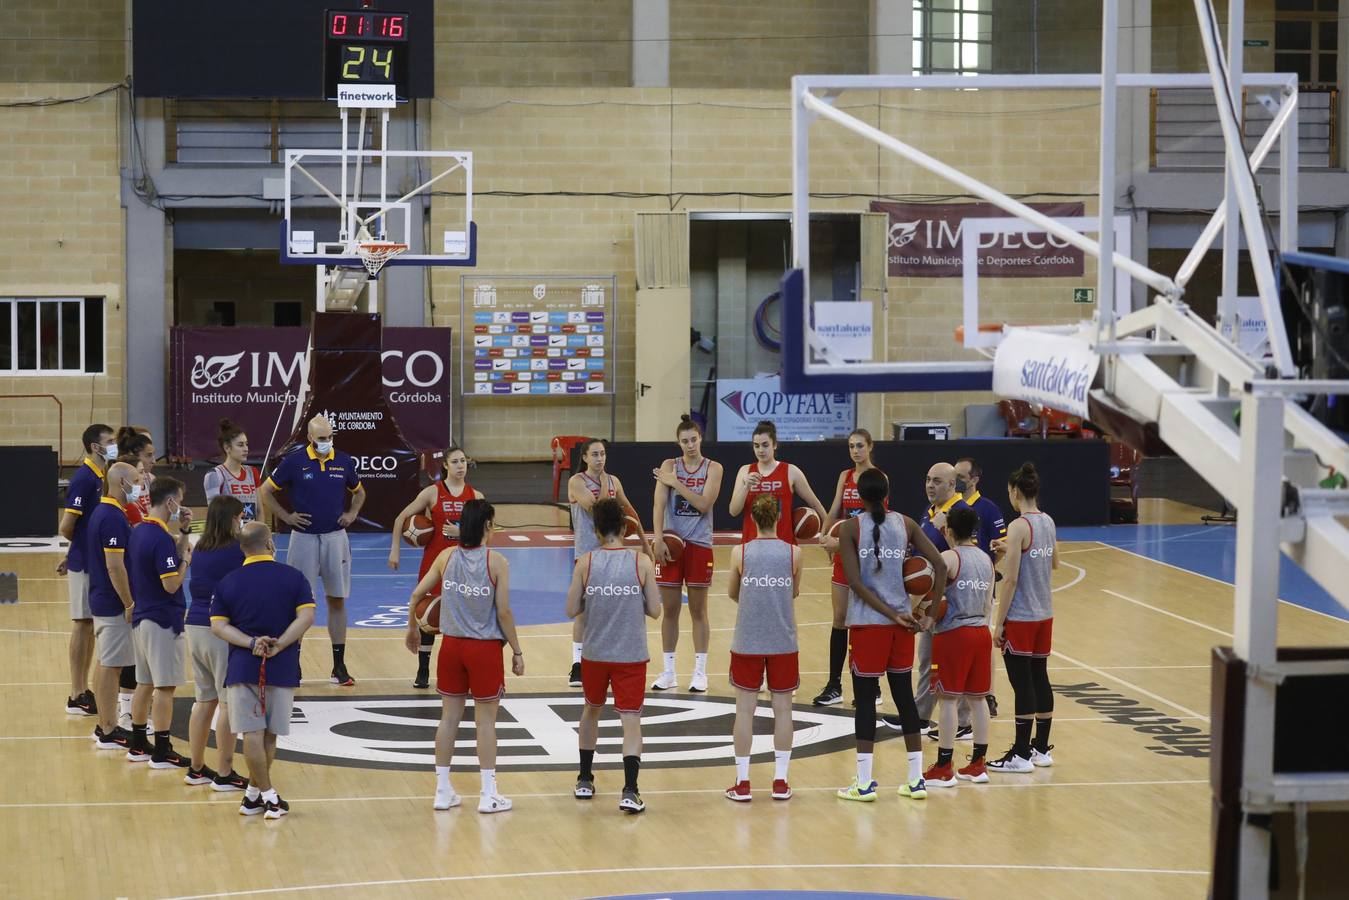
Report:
257,415,364,687
86,461,139,747
211,522,316,819
56,423,117,717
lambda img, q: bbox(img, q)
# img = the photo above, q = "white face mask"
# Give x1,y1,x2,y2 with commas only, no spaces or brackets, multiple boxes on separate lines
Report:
315,439,334,455
127,482,144,504
103,444,118,462
167,500,181,524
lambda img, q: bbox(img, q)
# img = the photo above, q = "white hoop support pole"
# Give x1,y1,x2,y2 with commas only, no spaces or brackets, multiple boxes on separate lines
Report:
798,90,1179,301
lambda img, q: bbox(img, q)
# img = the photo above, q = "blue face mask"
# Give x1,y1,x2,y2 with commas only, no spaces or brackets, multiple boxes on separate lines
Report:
103,444,119,462
954,477,968,494
127,482,144,504
315,440,334,456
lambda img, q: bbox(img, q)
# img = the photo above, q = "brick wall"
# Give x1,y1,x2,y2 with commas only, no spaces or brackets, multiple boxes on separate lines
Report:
0,83,125,462
669,0,870,89
436,0,632,87
0,1,125,83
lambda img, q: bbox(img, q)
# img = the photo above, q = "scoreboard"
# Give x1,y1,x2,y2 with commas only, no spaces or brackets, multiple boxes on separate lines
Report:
324,9,412,102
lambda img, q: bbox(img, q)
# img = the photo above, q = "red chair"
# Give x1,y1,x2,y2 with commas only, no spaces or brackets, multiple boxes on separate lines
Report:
1039,406,1082,439
998,400,1040,437
551,435,590,501
1109,442,1142,523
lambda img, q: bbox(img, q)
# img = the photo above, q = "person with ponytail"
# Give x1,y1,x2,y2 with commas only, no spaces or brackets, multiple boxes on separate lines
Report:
203,419,261,524
118,427,156,522
814,428,883,707
389,446,484,689
650,415,723,693
988,463,1058,773
727,420,827,545
836,468,946,803
405,499,523,813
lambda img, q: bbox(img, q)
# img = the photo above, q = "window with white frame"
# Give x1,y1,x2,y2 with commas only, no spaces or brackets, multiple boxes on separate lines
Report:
0,298,105,375
913,0,991,76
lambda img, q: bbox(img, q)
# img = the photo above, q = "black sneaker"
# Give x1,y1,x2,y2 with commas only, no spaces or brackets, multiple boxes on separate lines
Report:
239,794,266,816
574,777,595,799
65,691,97,717
184,765,219,786
149,747,191,770
986,694,999,717
618,789,645,814
126,744,151,764
568,662,582,688
212,770,249,793
93,726,130,750
330,664,355,687
264,796,290,819
925,725,974,742
812,682,843,706
412,669,430,689
880,714,905,731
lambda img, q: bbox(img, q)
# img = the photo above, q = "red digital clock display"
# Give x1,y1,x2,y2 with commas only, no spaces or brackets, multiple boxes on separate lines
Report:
328,11,408,41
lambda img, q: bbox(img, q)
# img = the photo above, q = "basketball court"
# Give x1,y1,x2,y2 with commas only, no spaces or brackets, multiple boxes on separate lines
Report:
2,498,1347,898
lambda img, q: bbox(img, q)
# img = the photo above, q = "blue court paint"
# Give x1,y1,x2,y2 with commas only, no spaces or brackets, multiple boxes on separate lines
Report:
586,893,946,900
1060,524,1348,622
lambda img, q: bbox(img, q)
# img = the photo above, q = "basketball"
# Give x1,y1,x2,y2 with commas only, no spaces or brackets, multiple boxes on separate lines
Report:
793,507,821,540
403,513,434,547
622,503,643,538
662,532,685,561
902,556,935,597
827,518,844,540
413,594,441,632
925,596,948,622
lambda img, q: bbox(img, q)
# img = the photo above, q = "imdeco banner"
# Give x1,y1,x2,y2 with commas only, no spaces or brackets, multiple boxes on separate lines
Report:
870,201,1086,278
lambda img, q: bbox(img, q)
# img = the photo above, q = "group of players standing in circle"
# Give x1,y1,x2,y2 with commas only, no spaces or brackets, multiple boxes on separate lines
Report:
399,415,1059,814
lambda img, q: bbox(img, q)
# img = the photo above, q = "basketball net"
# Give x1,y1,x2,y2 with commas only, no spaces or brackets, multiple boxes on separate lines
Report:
353,226,407,277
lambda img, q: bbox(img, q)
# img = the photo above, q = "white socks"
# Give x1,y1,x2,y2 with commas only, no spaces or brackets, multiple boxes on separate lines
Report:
662,652,676,674
774,749,791,781
907,750,923,783
436,764,452,792
572,643,583,664
245,785,261,801
693,652,707,675
857,752,873,785
735,755,749,782
261,788,279,804
117,692,133,723
480,768,497,797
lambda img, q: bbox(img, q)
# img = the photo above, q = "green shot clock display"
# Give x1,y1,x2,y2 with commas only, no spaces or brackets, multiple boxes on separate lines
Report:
324,9,411,100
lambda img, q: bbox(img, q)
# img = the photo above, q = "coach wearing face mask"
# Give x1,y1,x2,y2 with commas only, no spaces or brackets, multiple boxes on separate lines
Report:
258,415,365,687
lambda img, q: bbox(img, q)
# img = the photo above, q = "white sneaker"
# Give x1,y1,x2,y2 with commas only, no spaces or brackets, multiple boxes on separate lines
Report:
688,671,708,693
1030,746,1054,768
433,786,462,810
986,750,1034,773
478,793,512,814
651,670,678,691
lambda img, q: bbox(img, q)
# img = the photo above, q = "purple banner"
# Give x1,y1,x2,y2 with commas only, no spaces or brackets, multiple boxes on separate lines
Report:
170,326,451,460
869,201,1086,278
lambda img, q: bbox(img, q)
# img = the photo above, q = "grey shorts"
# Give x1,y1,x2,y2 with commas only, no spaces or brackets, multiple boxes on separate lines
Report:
287,530,351,599
187,624,229,702
93,615,135,667
133,621,186,687
68,571,90,620
227,683,295,735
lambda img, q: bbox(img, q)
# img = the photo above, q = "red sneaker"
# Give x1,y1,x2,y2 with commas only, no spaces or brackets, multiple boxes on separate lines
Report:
771,779,792,800
923,761,957,788
724,780,752,802
957,758,989,783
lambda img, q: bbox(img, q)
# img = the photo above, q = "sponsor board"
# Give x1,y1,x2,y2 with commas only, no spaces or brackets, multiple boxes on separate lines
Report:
992,329,1099,419
871,200,1086,278
716,377,855,441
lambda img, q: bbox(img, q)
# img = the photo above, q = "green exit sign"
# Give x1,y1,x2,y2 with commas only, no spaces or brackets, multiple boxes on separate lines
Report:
1073,287,1095,304
1244,39,1269,47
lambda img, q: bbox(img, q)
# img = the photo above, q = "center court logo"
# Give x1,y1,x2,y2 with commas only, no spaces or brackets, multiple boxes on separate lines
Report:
171,694,859,771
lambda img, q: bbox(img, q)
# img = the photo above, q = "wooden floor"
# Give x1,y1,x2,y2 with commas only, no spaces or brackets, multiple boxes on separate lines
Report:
5,501,1348,900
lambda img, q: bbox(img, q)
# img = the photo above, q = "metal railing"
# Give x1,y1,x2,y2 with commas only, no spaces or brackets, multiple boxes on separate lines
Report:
1150,86,1338,169
0,394,65,464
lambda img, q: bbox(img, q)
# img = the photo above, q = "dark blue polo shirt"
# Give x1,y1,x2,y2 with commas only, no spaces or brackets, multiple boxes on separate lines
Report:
62,458,106,573
210,557,315,688
266,445,362,535
86,497,132,618
128,518,187,634
965,491,1007,558
186,543,245,628
920,494,969,554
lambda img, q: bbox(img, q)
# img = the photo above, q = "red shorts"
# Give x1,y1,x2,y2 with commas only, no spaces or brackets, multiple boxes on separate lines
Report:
581,659,647,713
1002,617,1053,658
831,553,847,587
931,625,993,696
848,625,915,677
729,651,800,693
436,636,505,701
654,542,714,588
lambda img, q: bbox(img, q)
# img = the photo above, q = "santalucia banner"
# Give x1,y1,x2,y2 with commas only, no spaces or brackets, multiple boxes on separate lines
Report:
992,329,1100,420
